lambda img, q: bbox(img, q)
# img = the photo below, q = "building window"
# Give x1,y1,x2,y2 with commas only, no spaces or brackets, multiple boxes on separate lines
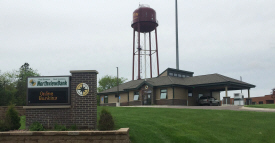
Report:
252,102,256,105
169,73,173,76
188,91,192,97
259,101,263,104
160,89,167,99
134,92,139,101
174,73,177,77
178,74,182,77
198,94,203,98
186,75,189,77
104,96,108,103
182,75,186,77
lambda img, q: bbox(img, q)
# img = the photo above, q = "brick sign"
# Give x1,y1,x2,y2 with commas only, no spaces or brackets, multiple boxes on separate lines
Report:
27,76,70,105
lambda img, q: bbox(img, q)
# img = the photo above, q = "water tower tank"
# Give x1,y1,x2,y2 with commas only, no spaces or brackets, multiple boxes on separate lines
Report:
131,4,158,33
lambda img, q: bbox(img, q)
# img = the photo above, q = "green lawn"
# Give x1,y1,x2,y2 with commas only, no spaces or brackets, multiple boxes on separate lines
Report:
19,107,275,143
19,116,26,130
98,106,275,143
245,104,275,109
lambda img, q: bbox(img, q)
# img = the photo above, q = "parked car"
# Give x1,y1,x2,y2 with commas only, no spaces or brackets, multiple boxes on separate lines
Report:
198,96,220,106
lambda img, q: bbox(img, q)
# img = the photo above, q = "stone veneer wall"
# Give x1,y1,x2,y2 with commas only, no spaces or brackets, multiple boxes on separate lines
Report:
0,128,130,143
0,106,25,119
25,70,98,129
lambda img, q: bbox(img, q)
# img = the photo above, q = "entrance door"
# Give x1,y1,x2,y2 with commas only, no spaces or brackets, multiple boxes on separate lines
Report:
143,94,151,105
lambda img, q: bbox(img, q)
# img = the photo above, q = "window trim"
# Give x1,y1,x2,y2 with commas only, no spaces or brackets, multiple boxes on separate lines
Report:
160,89,167,99
134,91,139,101
188,91,192,97
104,96,108,103
198,94,203,99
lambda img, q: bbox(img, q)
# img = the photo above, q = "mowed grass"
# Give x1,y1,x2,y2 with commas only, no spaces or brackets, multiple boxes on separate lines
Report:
98,106,275,143
245,104,275,109
19,116,26,130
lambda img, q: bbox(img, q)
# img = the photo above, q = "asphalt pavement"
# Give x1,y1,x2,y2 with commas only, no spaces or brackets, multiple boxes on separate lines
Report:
121,105,275,112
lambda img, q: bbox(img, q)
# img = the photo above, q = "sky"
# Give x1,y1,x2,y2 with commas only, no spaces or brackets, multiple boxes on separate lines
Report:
1,0,275,98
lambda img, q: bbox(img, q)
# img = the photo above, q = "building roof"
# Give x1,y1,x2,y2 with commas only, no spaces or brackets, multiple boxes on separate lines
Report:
98,73,256,95
158,68,194,77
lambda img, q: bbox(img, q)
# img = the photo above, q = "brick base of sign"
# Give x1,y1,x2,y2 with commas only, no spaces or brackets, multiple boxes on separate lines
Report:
25,70,98,130
0,128,130,143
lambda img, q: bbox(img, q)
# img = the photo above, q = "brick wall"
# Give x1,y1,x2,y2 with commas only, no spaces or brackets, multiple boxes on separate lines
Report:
156,99,173,105
129,101,142,106
173,99,187,105
0,106,26,119
25,70,98,129
0,128,130,143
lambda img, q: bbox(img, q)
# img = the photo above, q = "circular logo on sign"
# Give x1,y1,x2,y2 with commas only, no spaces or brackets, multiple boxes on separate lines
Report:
76,83,89,96
29,79,36,86
145,85,148,89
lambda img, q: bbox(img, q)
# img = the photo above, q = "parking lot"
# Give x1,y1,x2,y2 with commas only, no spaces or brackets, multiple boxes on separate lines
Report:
123,105,275,112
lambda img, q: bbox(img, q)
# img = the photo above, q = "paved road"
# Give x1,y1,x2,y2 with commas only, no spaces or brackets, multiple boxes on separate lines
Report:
121,105,275,112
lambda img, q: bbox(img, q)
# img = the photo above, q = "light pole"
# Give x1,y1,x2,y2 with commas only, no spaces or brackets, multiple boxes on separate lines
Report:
116,67,120,106
175,0,179,70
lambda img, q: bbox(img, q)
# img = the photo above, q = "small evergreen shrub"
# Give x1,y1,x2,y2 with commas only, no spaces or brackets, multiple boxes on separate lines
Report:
98,108,114,131
0,120,8,131
5,104,20,130
68,124,77,131
54,123,66,131
29,122,44,131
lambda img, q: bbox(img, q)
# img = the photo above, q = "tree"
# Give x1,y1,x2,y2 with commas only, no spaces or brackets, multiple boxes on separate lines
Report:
0,71,18,106
97,75,127,106
15,63,40,106
97,75,127,92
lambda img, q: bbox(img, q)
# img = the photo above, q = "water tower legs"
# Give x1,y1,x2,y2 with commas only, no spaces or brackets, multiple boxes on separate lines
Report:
155,28,160,76
132,29,135,81
149,32,152,78
137,23,141,80
132,25,159,80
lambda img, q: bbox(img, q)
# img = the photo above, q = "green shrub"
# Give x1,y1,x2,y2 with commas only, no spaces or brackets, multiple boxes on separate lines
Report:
5,104,20,130
54,123,66,131
29,122,44,131
0,120,8,131
67,124,77,131
98,108,114,131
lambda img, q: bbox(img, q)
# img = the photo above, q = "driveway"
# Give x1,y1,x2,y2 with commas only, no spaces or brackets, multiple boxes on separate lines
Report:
121,105,275,112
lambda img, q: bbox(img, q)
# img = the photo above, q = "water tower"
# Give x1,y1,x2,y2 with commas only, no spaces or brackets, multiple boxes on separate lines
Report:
131,4,159,80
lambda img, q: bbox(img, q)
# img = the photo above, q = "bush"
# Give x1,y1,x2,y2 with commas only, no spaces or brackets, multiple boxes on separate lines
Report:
54,123,66,131
67,124,77,131
29,122,44,131
0,120,8,131
5,104,20,130
98,108,114,131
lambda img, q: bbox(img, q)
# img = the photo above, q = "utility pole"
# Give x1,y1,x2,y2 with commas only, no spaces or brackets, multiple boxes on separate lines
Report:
240,76,242,93
116,67,120,106
175,0,179,70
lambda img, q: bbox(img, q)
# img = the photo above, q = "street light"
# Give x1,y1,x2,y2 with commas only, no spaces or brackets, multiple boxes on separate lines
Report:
116,67,120,107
